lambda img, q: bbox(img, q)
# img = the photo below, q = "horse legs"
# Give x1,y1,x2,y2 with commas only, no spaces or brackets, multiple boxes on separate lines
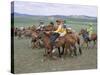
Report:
43,48,48,56
61,44,65,55
93,40,97,48
86,41,89,49
77,39,82,55
81,40,86,49
77,42,82,55
47,49,52,57
73,46,77,56
58,47,61,57
79,45,82,55
35,40,41,48
69,49,73,56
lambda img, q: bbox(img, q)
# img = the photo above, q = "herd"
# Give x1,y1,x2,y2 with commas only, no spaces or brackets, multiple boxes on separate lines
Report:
13,24,97,59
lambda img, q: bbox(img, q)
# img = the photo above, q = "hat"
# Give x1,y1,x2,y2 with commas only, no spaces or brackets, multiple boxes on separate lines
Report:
56,19,63,23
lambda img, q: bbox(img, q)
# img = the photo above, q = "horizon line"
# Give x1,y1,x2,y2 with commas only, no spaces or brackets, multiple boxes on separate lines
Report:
12,12,97,17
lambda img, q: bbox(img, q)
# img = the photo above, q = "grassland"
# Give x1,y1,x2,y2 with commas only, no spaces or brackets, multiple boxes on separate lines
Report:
13,16,97,73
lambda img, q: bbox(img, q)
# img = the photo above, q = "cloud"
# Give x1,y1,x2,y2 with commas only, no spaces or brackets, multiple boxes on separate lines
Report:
13,1,97,17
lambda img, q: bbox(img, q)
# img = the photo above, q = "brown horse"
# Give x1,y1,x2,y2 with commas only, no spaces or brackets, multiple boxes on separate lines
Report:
40,24,65,57
42,31,65,58
42,30,82,58
79,29,97,48
16,28,25,39
42,24,82,56
31,31,39,48
64,32,82,56
24,26,37,38
31,29,43,48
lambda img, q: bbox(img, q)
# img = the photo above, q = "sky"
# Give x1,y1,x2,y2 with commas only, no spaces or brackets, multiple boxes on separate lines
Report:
12,1,97,17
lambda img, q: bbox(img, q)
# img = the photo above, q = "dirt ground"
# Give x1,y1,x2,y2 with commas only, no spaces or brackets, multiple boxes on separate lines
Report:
14,37,97,74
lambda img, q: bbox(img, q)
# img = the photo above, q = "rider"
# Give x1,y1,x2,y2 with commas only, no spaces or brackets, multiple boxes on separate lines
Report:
37,20,45,30
87,23,93,38
50,19,66,48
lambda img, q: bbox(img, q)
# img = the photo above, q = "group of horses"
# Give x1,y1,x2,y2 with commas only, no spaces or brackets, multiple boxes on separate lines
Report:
14,24,97,59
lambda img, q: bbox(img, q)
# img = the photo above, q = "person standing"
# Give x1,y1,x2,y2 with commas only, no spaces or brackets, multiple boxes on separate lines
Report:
37,20,45,30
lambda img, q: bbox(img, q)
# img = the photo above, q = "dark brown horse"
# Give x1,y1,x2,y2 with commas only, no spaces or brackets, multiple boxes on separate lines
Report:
79,29,97,48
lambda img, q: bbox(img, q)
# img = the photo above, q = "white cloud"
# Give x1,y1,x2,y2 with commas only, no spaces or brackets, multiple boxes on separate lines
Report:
13,1,97,17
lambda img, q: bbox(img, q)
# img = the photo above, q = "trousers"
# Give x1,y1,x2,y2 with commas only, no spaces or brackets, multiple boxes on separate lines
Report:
50,32,60,46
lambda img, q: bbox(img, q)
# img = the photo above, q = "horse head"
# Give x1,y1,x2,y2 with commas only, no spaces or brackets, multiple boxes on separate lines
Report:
79,29,87,35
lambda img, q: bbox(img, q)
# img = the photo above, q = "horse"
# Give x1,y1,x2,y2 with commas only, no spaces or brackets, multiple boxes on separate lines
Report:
79,29,97,48
39,24,66,57
24,26,37,38
16,28,25,39
42,29,82,58
42,31,65,58
31,30,43,48
30,23,81,58
64,31,82,56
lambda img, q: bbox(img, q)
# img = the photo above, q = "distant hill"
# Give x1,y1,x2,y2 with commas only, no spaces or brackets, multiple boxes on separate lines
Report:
11,12,97,23
67,15,97,20
11,12,96,18
11,12,32,16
